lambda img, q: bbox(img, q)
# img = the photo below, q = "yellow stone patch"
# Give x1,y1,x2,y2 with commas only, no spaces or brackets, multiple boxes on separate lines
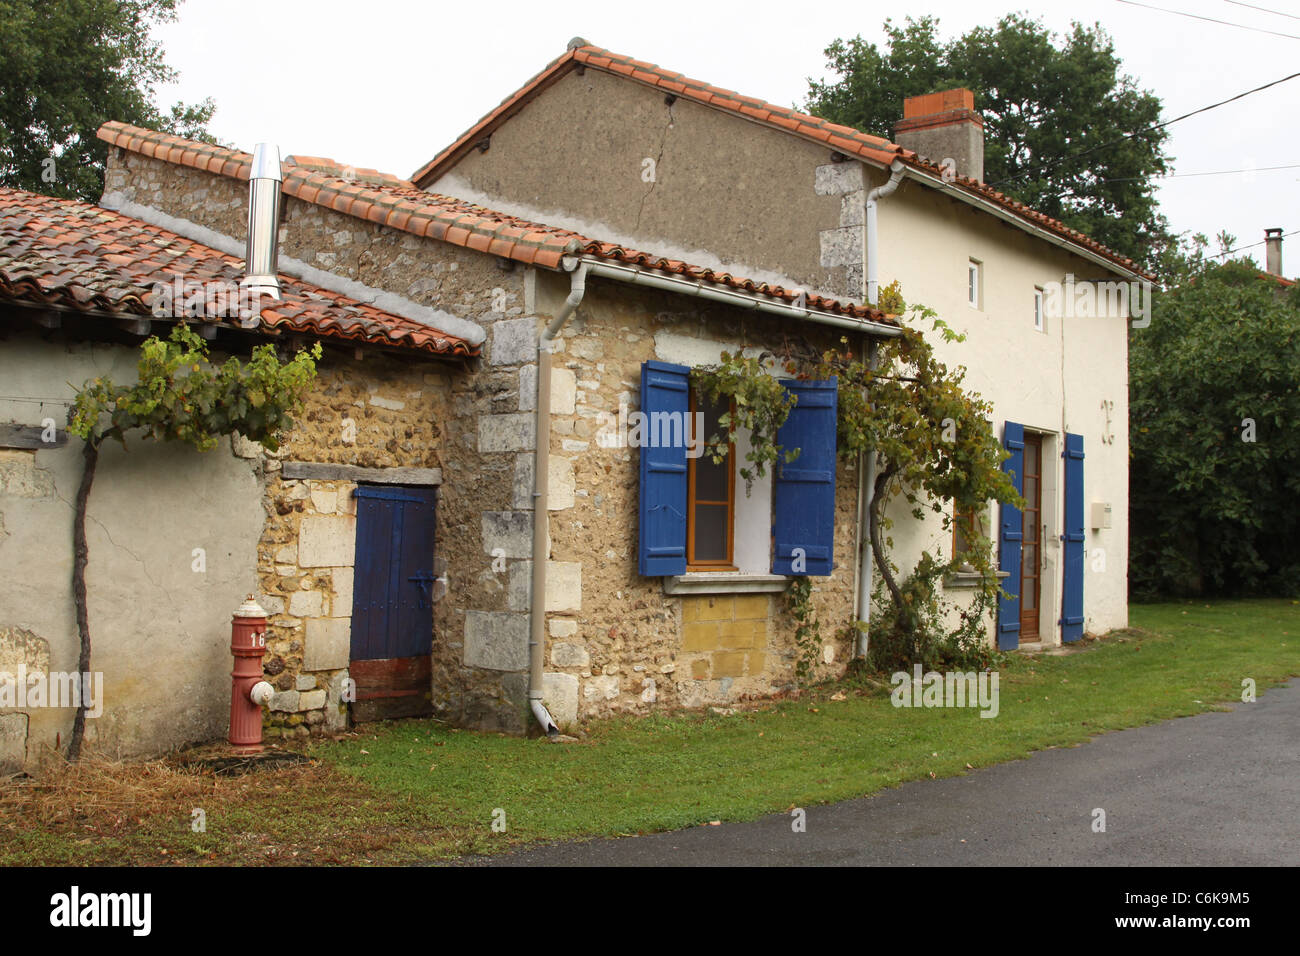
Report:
692,596,735,622
712,650,746,678
732,594,769,620
719,620,758,650
682,621,719,652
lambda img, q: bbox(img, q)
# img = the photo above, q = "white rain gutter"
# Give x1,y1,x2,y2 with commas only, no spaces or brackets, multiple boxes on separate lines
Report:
854,162,905,655
852,339,886,656
528,261,589,736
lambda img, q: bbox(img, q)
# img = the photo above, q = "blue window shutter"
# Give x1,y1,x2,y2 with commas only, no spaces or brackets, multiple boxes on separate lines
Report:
638,360,689,576
1060,432,1086,643
772,379,838,576
997,421,1025,650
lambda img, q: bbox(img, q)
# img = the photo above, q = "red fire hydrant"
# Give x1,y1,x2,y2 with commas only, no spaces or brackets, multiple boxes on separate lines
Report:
229,595,273,753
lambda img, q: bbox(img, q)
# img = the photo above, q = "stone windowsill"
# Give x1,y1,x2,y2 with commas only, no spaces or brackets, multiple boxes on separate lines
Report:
943,569,1011,589
663,573,792,596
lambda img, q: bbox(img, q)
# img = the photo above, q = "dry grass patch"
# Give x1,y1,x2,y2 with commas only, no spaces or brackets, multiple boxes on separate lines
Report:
0,747,476,866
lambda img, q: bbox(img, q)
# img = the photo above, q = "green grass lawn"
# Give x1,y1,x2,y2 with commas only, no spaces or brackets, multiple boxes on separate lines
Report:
3,599,1296,865
317,598,1299,859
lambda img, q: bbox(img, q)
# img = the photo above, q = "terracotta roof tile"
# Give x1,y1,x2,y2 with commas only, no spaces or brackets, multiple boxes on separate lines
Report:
0,186,478,357
99,121,895,326
405,43,1145,278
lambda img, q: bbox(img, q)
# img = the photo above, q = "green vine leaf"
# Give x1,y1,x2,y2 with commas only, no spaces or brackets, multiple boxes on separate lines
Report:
689,351,799,494
68,323,322,454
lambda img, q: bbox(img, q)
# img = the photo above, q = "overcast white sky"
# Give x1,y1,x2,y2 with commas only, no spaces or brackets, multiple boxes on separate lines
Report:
153,0,1299,272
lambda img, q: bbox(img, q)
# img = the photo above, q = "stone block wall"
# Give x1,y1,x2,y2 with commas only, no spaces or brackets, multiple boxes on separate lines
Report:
224,348,455,737
533,273,862,722
101,146,868,739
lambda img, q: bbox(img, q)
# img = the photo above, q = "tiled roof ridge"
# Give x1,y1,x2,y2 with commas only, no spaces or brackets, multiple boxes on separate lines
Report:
97,121,895,325
0,185,478,356
99,121,584,271
409,43,1145,279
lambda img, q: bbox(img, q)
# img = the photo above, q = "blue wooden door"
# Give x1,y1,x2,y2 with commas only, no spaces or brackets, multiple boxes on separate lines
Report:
1060,433,1085,642
997,422,1025,650
350,484,437,661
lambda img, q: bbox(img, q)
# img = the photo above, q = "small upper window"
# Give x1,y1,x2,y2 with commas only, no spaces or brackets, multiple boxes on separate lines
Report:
968,259,982,309
1034,287,1045,331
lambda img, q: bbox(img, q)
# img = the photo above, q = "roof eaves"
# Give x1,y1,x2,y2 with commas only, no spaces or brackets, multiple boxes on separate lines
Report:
98,122,892,326
407,44,1146,280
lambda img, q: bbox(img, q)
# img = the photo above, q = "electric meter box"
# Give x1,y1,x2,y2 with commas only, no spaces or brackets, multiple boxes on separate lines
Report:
1090,501,1112,530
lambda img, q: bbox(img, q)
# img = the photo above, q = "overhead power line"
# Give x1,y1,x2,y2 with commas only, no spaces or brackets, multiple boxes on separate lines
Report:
986,69,1300,189
1157,162,1300,178
1053,163,1300,192
1224,0,1300,23
1047,163,1300,201
1116,0,1300,39
1210,228,1299,259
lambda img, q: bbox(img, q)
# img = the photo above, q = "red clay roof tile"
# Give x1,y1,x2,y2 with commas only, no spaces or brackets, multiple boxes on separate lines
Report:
405,43,1144,278
97,121,896,326
0,186,478,358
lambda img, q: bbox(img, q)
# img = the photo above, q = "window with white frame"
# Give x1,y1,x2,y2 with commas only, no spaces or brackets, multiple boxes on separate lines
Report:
968,259,982,309
1034,286,1045,331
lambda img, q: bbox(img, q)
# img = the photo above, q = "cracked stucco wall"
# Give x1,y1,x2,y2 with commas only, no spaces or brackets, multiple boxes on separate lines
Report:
430,67,860,300
0,332,264,764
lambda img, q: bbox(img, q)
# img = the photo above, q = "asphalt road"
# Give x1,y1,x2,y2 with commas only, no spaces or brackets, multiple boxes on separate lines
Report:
469,679,1298,866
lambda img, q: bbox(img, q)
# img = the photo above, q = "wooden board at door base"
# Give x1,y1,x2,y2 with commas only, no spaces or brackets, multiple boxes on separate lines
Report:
349,656,433,722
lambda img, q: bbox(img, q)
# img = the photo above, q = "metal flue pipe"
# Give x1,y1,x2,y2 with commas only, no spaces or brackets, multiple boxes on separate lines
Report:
243,143,283,300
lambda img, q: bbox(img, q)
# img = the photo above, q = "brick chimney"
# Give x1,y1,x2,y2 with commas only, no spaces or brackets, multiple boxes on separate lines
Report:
1264,227,1283,277
893,89,984,183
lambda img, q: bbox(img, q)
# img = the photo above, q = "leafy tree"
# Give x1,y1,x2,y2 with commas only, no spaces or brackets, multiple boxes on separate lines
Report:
805,14,1172,269
65,325,320,758
1130,260,1300,598
0,0,217,201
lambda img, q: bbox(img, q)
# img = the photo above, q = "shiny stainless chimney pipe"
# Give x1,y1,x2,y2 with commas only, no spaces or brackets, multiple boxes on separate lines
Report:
243,143,283,300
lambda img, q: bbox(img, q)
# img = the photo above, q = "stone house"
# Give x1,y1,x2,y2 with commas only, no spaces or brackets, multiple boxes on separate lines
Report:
1,111,900,765
409,39,1146,651
1,36,1145,760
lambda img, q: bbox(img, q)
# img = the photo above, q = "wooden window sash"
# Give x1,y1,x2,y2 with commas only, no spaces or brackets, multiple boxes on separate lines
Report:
687,388,736,570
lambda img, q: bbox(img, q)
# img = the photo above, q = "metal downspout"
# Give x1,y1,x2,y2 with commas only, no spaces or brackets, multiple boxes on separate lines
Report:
856,161,905,656
864,160,905,305
528,262,589,735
